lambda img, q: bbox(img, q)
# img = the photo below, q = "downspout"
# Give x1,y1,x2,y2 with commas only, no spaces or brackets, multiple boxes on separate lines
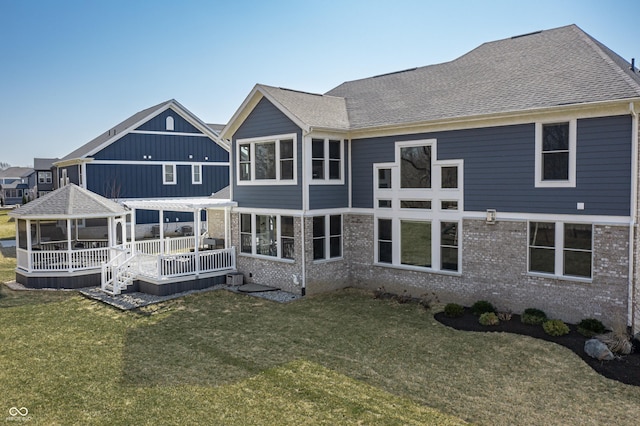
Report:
629,101,638,332
300,130,308,296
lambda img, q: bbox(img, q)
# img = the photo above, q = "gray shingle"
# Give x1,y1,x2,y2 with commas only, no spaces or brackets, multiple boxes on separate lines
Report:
11,184,127,218
325,25,640,130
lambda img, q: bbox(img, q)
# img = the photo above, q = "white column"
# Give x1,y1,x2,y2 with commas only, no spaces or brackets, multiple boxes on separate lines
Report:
66,219,72,271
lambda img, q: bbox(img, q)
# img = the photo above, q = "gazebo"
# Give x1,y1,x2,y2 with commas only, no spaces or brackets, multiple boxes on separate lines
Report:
10,184,132,289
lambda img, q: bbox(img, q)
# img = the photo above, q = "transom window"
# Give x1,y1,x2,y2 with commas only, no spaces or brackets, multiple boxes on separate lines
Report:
310,138,343,182
240,213,295,260
535,120,576,187
313,215,342,260
528,221,592,279
237,134,297,185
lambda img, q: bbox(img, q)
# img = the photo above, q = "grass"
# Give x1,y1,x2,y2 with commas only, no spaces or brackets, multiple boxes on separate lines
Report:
0,209,15,240
1,288,639,424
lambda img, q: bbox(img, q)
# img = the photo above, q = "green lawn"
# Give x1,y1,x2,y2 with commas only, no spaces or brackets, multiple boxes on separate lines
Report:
1,287,639,425
0,209,15,240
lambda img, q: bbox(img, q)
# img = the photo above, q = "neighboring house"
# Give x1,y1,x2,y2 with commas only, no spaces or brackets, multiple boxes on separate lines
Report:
220,24,640,332
33,158,58,197
54,99,230,229
0,166,35,205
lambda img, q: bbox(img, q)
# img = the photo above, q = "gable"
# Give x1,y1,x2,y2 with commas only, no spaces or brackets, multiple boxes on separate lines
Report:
234,97,301,140
135,107,202,133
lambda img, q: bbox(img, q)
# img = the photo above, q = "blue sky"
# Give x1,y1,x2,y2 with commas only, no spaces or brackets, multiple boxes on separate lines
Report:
1,0,638,166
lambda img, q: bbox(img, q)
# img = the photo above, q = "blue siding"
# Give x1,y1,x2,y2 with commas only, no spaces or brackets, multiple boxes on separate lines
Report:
86,163,228,199
352,116,632,216
232,98,303,210
92,133,228,163
136,108,201,133
309,140,349,209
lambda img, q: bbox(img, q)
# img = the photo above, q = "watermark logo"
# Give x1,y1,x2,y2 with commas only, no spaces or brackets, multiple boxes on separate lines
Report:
6,407,30,422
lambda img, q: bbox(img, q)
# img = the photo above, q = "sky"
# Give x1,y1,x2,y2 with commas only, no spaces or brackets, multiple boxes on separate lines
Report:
1,0,638,167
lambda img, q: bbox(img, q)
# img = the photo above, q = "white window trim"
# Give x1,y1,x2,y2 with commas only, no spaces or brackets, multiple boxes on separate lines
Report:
372,139,464,274
166,116,175,131
527,221,593,281
192,164,202,185
534,119,577,188
312,214,343,262
163,164,177,185
308,137,345,185
238,213,295,262
236,133,298,186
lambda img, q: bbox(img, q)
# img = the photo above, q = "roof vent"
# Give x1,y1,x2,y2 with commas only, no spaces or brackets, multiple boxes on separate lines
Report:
511,30,542,39
631,58,636,72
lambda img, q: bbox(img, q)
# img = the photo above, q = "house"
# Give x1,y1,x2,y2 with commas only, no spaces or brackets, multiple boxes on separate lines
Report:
33,158,58,197
53,99,230,235
220,24,640,332
0,166,35,205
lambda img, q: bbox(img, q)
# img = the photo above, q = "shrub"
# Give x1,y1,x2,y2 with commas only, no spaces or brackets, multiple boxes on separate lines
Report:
418,292,439,310
577,318,606,337
394,290,412,304
521,308,547,325
542,319,570,336
597,323,633,355
497,310,512,321
479,312,500,326
471,300,495,316
444,303,464,318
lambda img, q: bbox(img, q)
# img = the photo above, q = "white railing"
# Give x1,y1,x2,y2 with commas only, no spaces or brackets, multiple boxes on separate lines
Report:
101,248,136,295
37,240,110,251
24,247,110,272
136,247,235,280
134,236,197,255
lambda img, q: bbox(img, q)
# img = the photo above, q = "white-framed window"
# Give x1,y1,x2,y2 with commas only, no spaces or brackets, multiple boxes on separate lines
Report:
375,217,460,272
166,116,174,131
312,215,342,260
236,134,297,185
373,139,463,274
528,221,592,279
239,213,295,260
309,137,344,184
192,164,202,184
163,164,176,185
534,119,577,188
38,171,52,184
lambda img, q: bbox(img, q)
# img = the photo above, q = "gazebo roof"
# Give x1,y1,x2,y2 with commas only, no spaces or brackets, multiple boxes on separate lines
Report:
9,184,128,219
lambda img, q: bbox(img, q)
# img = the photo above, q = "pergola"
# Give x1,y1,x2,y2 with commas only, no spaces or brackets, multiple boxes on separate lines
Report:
122,197,237,254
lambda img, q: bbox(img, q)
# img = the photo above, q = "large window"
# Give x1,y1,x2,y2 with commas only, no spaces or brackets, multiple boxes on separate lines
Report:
237,134,296,184
313,215,342,260
239,213,295,260
529,221,592,278
401,145,431,188
311,138,343,182
535,120,576,187
401,220,431,267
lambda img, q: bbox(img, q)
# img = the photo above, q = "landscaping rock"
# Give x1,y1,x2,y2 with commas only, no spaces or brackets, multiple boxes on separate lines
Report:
584,339,614,361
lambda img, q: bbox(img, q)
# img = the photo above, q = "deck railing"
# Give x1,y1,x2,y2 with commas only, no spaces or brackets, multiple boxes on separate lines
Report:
134,236,197,255
136,247,235,280
18,247,111,272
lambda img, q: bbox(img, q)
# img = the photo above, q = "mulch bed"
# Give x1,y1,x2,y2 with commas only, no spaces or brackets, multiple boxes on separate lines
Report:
434,309,640,387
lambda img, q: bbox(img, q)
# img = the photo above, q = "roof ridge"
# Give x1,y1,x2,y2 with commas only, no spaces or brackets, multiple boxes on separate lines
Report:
572,25,640,96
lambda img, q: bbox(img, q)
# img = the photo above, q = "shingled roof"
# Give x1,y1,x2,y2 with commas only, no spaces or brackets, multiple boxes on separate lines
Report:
324,24,640,130
10,184,127,219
